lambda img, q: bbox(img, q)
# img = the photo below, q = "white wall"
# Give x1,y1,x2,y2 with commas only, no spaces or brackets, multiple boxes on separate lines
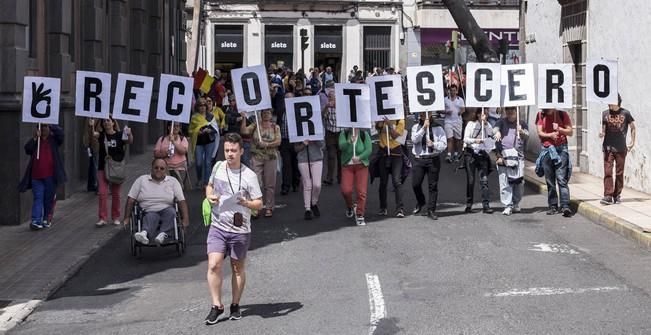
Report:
521,0,564,157
586,0,651,193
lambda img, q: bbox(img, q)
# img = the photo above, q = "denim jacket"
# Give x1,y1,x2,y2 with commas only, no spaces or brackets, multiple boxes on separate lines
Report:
535,144,572,181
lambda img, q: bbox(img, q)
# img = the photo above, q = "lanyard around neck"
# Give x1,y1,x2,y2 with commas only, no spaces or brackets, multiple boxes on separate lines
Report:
225,166,242,195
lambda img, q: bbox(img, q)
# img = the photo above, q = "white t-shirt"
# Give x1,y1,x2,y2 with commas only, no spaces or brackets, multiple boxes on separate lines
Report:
208,162,262,234
444,96,465,124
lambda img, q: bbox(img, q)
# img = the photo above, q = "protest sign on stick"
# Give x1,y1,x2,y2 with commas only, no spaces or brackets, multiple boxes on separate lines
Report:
156,74,194,124
231,65,271,113
406,65,445,113
112,73,154,123
537,64,573,109
335,83,371,128
368,75,404,121
586,59,618,104
466,63,501,108
75,71,111,120
285,95,324,143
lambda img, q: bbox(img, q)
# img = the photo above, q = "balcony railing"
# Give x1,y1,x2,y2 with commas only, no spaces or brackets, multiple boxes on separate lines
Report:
417,0,520,8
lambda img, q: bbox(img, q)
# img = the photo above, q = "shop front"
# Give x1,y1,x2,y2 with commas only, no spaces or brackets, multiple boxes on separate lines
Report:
265,25,294,71
314,26,343,79
420,28,520,65
214,25,244,74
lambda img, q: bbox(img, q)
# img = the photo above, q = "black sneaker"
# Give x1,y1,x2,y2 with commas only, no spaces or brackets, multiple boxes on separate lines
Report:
205,305,224,325
482,207,494,214
546,207,558,215
427,210,438,220
345,207,354,218
464,205,473,213
613,196,622,204
304,210,312,220
310,204,320,217
395,208,405,218
600,196,613,205
229,303,242,320
562,207,573,217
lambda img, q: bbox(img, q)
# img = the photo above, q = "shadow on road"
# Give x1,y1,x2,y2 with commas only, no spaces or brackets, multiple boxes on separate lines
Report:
242,301,304,318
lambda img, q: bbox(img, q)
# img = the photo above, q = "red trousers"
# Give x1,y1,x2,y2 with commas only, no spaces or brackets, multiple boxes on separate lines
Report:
340,164,368,216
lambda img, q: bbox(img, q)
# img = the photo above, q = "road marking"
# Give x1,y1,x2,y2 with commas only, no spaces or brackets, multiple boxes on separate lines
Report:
485,286,626,297
365,273,386,335
528,243,580,254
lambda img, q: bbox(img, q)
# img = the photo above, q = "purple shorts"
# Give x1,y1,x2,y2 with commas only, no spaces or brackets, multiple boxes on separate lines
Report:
206,226,251,260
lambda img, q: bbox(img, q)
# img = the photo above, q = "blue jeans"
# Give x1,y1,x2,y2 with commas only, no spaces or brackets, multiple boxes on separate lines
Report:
32,177,56,224
542,148,570,209
195,141,217,184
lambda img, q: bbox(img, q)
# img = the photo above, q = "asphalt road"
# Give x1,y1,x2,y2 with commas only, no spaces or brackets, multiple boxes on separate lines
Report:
9,160,651,335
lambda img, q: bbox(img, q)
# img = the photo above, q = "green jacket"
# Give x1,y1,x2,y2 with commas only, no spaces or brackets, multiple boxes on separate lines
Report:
339,130,372,166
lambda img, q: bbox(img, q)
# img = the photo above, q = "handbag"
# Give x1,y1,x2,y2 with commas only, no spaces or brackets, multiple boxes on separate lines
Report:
104,139,126,184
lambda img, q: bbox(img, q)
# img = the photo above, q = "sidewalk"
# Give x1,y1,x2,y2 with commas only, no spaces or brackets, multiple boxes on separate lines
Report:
0,150,152,333
524,160,651,248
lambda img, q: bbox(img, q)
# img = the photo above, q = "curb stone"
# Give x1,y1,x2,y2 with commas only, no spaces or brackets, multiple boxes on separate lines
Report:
524,175,651,250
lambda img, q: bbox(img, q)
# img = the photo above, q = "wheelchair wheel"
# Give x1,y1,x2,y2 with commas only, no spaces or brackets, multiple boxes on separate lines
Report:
130,233,136,256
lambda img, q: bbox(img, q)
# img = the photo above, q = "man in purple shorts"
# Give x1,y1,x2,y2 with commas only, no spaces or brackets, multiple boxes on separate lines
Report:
204,133,263,325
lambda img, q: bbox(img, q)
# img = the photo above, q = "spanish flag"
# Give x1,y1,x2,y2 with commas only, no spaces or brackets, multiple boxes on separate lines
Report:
193,68,215,94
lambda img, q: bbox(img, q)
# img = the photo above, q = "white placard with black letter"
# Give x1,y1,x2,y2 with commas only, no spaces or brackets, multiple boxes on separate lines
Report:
156,74,194,123
368,75,404,121
112,73,154,123
75,71,111,119
466,63,502,108
500,63,536,107
335,83,371,128
231,65,272,112
22,76,61,124
537,64,573,109
406,65,445,113
285,95,324,143
586,59,618,104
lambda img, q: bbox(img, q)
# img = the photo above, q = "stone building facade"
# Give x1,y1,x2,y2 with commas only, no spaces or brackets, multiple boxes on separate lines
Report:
0,0,188,225
522,0,651,194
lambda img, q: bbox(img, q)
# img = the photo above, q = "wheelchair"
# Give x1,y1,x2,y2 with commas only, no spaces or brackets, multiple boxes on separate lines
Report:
129,201,185,257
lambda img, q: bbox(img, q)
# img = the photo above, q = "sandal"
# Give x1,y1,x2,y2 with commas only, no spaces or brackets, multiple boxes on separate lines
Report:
264,208,273,217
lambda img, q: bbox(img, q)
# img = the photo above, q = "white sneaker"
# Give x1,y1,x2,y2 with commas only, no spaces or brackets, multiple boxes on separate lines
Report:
512,206,522,213
134,231,149,245
95,220,107,227
154,232,168,245
356,216,366,226
502,207,512,216
112,219,121,226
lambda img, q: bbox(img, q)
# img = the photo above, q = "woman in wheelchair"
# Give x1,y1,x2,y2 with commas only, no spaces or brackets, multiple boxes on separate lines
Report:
122,158,189,245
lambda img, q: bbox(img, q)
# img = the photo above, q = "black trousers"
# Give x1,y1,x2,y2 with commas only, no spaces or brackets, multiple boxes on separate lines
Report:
411,156,441,212
378,154,403,210
464,151,491,207
279,139,299,192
